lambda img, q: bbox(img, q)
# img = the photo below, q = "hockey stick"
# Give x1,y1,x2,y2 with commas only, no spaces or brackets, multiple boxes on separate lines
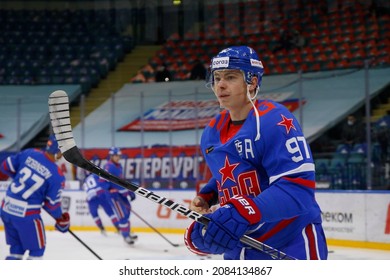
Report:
48,90,296,260
45,209,103,260
68,229,103,260
131,209,181,247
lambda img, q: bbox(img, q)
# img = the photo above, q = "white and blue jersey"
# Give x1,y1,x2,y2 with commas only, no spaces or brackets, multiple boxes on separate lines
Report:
83,173,120,231
84,173,106,201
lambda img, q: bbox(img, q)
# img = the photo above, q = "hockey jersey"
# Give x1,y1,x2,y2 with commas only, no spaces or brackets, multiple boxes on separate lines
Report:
200,99,322,248
83,173,104,201
99,160,131,196
0,148,65,219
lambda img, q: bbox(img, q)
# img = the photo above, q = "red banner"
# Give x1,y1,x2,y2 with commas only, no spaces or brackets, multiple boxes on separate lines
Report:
118,100,220,131
119,99,304,132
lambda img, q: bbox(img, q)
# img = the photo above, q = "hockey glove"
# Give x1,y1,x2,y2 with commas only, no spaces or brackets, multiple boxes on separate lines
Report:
185,195,261,255
184,220,212,256
55,212,70,233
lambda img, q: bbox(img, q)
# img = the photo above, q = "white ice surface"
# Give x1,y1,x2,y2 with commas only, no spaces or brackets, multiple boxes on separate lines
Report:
1,230,390,260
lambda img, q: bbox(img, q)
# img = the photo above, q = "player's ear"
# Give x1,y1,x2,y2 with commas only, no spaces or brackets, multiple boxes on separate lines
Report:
249,77,258,91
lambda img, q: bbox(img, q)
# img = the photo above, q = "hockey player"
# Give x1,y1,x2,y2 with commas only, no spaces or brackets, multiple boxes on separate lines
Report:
0,135,70,259
100,147,137,244
184,46,328,260
83,173,121,235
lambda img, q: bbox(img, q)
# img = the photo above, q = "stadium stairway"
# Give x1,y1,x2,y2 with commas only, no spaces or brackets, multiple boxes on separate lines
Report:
69,45,162,126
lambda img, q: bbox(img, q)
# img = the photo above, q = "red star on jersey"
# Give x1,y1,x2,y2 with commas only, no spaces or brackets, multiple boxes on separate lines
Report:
277,114,296,134
219,156,239,185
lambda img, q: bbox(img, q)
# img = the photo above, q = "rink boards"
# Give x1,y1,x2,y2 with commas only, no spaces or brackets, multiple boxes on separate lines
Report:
0,181,390,249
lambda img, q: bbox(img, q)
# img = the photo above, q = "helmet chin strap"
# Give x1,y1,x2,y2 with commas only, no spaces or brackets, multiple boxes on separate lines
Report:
247,85,261,141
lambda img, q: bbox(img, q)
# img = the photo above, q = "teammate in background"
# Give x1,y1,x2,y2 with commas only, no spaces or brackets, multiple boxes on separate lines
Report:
184,46,328,260
82,173,121,235
100,147,137,245
0,135,70,260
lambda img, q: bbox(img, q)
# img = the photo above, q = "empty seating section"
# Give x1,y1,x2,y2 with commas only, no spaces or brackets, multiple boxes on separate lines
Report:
315,144,362,190
1,3,388,87
150,2,389,81
314,87,390,190
0,9,134,93
315,138,390,190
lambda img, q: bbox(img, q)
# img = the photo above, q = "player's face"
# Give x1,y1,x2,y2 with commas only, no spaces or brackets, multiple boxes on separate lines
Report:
212,69,250,112
111,154,121,163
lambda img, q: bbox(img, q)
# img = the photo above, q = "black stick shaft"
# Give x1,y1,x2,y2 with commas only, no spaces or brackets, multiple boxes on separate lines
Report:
132,209,180,247
45,209,103,260
63,146,295,260
68,229,103,260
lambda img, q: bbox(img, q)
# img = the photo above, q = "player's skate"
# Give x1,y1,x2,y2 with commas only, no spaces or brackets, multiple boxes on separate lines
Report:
124,236,134,245
130,232,138,240
98,226,107,236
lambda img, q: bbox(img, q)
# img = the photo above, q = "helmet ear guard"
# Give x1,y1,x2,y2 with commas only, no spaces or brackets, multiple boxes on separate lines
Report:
206,46,264,90
46,134,60,155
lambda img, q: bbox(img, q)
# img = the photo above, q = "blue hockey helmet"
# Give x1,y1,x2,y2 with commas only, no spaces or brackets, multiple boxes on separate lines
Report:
207,46,264,89
46,134,60,154
109,147,121,156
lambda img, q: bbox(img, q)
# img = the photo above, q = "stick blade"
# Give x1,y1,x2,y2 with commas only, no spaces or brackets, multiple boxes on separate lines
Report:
48,90,76,153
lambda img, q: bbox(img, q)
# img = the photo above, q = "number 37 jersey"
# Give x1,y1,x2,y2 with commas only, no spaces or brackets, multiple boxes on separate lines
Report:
0,148,65,219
